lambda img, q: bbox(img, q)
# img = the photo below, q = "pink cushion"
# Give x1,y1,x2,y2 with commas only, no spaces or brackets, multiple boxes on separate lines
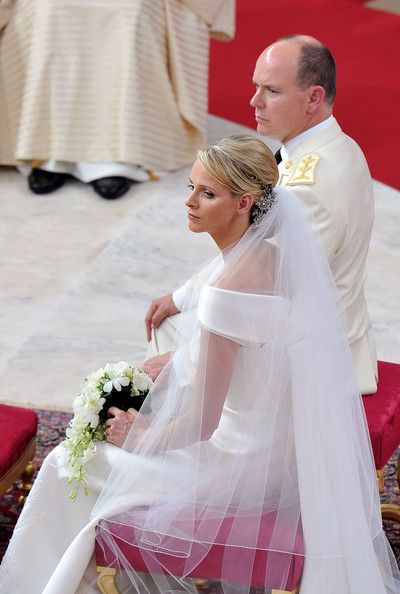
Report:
0,404,38,476
96,510,304,590
95,359,400,587
362,361,400,469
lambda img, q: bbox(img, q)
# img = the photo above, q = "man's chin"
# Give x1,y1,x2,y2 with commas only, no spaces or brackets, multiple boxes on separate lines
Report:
258,128,283,144
256,122,273,137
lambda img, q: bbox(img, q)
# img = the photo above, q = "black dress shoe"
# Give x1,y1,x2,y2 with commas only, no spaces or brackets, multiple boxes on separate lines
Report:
28,168,68,194
91,176,131,200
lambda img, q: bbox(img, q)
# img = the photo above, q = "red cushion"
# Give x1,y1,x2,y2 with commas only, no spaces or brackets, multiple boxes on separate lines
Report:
96,510,304,590
362,361,400,469
95,359,400,587
0,404,38,476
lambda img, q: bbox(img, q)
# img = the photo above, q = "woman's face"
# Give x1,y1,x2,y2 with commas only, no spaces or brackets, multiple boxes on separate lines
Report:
186,160,247,246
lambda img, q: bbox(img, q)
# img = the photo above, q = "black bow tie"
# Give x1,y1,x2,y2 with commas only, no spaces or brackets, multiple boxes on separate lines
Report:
274,149,282,165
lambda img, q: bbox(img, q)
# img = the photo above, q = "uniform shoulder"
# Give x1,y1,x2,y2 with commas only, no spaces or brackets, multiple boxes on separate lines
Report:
285,152,321,186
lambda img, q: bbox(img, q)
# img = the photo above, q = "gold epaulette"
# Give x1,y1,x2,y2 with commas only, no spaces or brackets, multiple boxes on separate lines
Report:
286,153,320,186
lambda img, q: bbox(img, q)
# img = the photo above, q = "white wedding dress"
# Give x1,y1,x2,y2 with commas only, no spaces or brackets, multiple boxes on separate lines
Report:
1,187,398,594
0,288,298,594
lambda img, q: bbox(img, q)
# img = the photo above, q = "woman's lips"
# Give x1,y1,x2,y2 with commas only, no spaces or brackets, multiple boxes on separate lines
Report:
187,212,200,220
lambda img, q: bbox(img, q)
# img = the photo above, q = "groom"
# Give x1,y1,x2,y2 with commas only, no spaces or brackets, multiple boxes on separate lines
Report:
107,35,377,444
143,34,377,397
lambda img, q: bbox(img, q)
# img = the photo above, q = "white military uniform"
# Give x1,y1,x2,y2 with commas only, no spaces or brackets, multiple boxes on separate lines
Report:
168,116,377,395
278,116,377,394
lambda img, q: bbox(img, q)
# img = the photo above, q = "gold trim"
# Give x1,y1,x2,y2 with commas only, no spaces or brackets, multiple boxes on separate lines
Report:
31,160,44,169
397,454,400,488
193,578,209,589
377,468,385,492
146,169,160,182
0,438,36,497
18,459,35,505
271,589,299,594
381,503,400,523
96,566,119,594
286,153,320,186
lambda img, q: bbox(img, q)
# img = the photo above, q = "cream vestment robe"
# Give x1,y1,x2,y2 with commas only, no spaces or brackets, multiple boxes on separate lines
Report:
0,0,12,30
0,0,235,173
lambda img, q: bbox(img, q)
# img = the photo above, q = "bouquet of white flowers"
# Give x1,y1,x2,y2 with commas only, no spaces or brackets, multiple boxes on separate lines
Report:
62,361,153,500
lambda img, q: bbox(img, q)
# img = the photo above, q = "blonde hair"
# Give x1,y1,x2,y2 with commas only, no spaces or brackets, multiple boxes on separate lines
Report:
197,134,279,221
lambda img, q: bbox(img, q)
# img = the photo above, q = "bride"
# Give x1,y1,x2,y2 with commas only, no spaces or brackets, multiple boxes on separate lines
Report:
0,134,398,594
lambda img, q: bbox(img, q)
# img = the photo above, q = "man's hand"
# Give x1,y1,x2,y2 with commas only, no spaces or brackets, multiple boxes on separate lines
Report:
145,294,179,342
142,352,171,381
105,407,138,447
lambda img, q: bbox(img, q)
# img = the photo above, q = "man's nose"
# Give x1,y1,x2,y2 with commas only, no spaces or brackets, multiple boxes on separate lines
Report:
250,90,262,108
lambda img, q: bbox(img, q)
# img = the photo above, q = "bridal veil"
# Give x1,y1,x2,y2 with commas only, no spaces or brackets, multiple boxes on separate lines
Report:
92,183,399,593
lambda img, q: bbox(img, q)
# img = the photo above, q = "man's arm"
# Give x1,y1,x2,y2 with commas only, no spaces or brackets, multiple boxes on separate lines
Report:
288,184,345,265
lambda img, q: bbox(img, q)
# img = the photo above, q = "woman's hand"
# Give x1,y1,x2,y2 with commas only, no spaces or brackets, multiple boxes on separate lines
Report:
142,352,171,381
145,294,179,342
105,406,138,447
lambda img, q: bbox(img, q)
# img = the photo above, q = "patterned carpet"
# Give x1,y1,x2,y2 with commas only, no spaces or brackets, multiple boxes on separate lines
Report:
0,409,399,588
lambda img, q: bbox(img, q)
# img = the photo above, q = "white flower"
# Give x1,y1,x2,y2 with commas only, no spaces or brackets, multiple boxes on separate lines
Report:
75,441,97,465
65,361,152,500
102,375,130,393
86,367,106,387
133,368,153,393
113,361,131,376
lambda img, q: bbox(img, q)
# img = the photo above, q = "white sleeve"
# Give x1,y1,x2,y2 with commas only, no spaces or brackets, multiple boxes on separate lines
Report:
197,286,295,346
172,284,189,311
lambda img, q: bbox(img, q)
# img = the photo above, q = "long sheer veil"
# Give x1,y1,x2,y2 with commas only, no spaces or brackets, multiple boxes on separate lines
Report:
91,187,399,593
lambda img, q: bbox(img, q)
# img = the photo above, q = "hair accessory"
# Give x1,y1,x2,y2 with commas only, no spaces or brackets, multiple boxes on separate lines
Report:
250,179,276,224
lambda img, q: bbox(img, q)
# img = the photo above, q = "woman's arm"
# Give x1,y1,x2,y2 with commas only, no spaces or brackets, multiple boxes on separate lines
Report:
194,329,238,440
105,329,238,448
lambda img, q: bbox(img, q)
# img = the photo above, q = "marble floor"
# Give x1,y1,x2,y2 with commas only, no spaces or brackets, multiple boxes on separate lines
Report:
0,115,399,411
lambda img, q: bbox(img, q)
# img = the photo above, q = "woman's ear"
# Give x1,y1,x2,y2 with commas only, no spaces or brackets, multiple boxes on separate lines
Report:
237,193,254,216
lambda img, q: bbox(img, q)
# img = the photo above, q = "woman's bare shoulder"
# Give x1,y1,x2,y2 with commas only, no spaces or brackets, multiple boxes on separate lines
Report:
215,241,277,294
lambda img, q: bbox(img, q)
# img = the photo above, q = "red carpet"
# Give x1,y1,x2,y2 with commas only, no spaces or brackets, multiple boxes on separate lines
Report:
209,0,400,189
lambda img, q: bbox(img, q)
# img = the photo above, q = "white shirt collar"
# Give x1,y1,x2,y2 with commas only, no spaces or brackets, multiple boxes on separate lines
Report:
281,115,333,162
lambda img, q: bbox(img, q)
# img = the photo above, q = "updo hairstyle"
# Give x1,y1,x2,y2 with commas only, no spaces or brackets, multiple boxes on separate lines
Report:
197,134,279,223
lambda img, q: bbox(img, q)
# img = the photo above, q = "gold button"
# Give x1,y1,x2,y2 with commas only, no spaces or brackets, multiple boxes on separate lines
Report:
284,160,293,169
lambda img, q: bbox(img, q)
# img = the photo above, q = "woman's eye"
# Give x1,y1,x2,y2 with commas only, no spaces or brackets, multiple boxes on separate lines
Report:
187,184,194,192
202,190,215,200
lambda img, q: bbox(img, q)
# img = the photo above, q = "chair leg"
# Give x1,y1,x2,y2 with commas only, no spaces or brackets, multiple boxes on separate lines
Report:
18,460,35,506
193,578,209,589
381,503,400,523
378,454,400,523
377,468,385,492
96,566,119,594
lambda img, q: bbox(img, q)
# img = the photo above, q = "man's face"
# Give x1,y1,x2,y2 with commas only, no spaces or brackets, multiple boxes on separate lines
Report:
250,43,312,143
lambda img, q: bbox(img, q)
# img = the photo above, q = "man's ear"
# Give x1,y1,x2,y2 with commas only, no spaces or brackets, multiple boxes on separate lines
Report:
237,192,254,216
306,85,325,114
